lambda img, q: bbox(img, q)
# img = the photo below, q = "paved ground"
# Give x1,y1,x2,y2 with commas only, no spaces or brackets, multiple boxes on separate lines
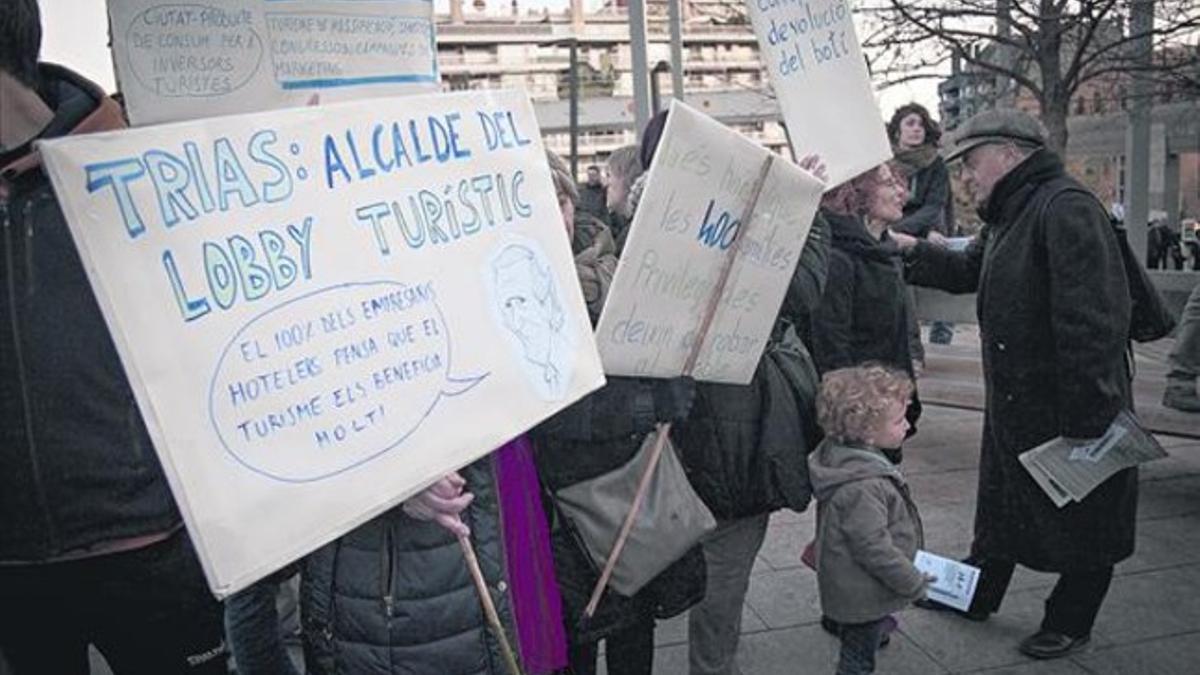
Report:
7,330,1194,675
625,330,1200,675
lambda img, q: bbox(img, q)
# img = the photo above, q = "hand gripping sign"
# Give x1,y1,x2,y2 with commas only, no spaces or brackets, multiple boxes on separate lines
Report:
38,90,604,597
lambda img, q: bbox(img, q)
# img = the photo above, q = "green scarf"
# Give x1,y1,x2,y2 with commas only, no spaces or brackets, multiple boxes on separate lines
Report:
892,144,940,173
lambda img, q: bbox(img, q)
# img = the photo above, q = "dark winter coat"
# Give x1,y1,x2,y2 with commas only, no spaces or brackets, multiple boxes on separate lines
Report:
670,211,830,521
904,149,1136,572
1,65,182,562
891,151,954,238
810,211,915,378
301,458,515,675
532,377,707,644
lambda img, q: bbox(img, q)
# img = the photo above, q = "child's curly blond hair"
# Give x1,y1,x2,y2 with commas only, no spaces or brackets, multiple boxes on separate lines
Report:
816,365,914,444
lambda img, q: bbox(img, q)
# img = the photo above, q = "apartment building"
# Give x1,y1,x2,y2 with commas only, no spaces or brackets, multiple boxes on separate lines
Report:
434,0,789,173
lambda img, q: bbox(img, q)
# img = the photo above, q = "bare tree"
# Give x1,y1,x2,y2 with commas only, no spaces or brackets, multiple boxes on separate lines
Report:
858,0,1200,153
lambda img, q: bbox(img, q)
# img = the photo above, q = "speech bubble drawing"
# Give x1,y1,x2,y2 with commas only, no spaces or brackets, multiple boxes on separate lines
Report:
125,4,264,98
208,280,487,482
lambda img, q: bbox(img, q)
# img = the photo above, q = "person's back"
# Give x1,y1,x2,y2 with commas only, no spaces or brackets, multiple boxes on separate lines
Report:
0,3,227,672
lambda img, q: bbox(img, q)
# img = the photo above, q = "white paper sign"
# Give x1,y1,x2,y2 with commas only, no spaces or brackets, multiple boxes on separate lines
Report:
108,1,439,126
38,90,603,596
746,0,892,186
914,550,981,612
594,101,824,385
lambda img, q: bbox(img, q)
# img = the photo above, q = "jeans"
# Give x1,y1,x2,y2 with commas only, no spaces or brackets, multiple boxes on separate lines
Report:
1167,281,1200,382
968,557,1113,637
225,575,301,675
836,619,885,675
688,514,770,675
568,615,655,675
0,531,227,675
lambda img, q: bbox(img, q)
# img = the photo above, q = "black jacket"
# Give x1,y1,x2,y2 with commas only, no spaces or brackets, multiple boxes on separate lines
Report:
301,458,514,674
892,156,953,237
810,211,914,377
904,149,1136,571
1,65,180,561
670,211,831,521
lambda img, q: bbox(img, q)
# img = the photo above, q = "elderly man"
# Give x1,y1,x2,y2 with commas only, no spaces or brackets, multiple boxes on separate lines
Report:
892,110,1136,660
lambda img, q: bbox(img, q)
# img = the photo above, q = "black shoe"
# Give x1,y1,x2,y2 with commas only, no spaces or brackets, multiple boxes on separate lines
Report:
913,597,991,622
1018,630,1091,659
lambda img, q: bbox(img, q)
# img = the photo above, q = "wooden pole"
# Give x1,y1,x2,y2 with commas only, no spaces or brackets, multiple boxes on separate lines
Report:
459,534,525,675
582,154,776,619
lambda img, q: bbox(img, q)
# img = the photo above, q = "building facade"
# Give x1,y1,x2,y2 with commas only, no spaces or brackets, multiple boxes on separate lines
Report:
434,0,790,174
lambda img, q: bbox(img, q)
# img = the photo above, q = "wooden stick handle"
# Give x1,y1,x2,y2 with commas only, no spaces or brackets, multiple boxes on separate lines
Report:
459,534,525,675
582,154,776,619
582,421,672,618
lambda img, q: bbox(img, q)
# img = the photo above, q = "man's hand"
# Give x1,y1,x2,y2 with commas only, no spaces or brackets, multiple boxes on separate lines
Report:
927,231,949,247
889,230,920,251
403,472,474,538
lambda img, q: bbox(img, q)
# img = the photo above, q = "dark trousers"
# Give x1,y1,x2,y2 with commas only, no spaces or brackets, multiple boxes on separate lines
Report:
0,531,227,675
969,557,1113,638
567,616,654,675
836,619,885,675
225,576,300,675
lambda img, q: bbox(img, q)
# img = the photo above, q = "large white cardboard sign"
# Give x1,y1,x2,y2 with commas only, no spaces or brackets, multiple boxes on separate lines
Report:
38,90,603,596
746,0,892,186
108,0,438,126
594,102,824,385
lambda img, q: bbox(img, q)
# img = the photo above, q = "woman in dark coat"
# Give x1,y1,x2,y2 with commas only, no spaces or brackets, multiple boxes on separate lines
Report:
896,135,1135,658
812,163,920,422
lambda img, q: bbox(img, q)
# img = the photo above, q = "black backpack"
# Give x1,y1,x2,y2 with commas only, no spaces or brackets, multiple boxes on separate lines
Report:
1038,181,1176,342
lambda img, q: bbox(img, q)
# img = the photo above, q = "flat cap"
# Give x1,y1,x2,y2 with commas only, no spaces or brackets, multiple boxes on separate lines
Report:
944,108,1047,162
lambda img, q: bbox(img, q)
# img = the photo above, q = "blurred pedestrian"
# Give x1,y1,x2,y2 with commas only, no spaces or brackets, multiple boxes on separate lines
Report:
604,146,644,253
1164,280,1200,412
577,164,608,221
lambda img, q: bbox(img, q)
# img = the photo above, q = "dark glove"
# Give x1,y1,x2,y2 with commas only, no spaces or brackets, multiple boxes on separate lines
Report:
653,376,696,424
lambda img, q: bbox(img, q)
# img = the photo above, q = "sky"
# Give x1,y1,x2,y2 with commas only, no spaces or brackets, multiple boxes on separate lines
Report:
38,0,942,121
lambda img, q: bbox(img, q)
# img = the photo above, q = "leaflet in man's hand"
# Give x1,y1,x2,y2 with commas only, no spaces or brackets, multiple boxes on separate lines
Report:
914,550,980,612
1018,409,1167,508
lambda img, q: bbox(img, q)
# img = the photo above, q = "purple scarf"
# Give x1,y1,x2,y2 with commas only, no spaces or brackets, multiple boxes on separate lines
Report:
494,436,566,674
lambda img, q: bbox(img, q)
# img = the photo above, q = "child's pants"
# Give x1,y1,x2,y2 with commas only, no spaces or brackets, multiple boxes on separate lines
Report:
836,618,886,675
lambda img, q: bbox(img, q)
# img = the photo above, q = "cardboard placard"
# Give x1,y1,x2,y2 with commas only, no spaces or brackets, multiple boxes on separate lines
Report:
38,90,603,596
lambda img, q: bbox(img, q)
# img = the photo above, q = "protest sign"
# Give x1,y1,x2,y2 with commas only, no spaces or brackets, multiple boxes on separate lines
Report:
108,0,438,126
594,101,824,385
746,0,892,186
38,90,604,596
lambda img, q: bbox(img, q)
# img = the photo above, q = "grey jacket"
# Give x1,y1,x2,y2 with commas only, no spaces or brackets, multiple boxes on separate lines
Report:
809,440,925,624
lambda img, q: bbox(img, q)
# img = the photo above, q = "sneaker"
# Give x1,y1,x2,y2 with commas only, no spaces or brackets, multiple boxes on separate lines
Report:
1163,385,1200,413
913,597,991,622
1018,630,1091,659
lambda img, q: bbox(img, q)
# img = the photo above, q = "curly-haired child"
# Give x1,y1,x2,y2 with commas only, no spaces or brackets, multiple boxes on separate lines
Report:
809,365,933,674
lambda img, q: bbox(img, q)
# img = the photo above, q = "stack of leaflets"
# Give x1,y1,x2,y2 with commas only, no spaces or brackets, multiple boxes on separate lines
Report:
1019,410,1168,508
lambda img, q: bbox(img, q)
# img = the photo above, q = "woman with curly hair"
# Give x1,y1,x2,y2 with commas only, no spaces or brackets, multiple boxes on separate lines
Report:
888,103,956,346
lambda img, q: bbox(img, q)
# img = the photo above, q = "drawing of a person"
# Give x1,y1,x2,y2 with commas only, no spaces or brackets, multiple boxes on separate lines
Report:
492,244,569,399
